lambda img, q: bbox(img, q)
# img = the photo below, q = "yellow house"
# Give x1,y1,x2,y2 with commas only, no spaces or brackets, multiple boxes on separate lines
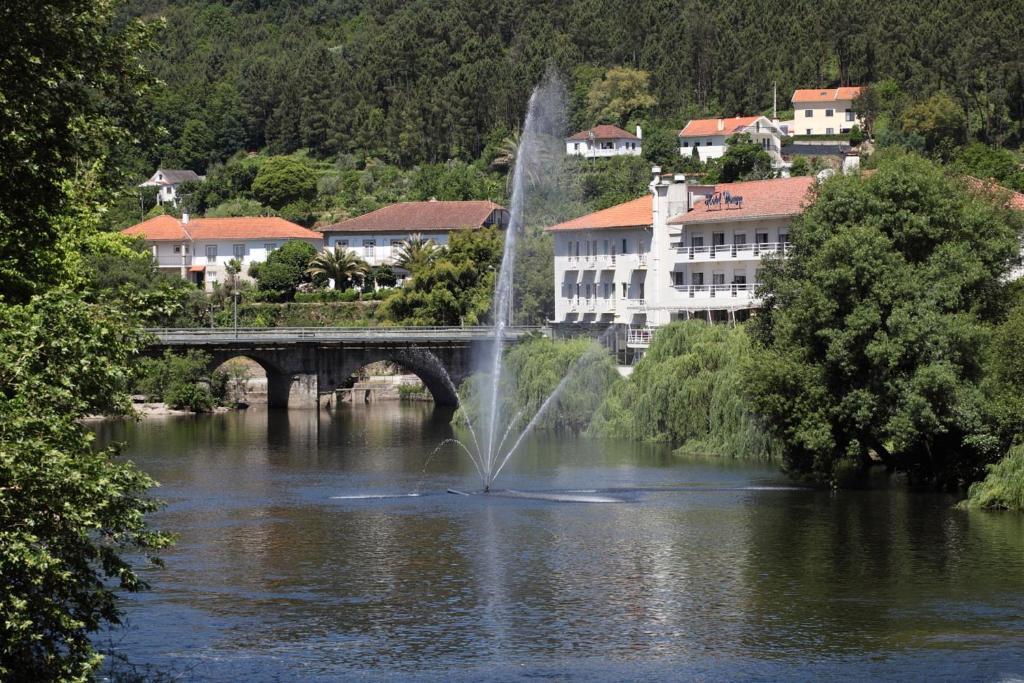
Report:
791,87,863,136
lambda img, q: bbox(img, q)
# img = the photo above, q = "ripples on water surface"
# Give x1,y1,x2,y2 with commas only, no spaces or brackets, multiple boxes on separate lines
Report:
92,404,1024,681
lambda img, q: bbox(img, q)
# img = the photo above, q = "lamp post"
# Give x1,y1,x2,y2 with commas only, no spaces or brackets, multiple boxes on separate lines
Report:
233,289,240,339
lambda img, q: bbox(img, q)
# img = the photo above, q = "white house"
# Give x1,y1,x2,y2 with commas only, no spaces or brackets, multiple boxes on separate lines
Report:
318,200,509,269
791,87,863,136
678,116,785,164
547,171,816,352
139,168,205,207
122,214,322,291
565,124,642,158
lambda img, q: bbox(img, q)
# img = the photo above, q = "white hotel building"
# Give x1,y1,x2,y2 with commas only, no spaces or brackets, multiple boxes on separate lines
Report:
547,171,815,351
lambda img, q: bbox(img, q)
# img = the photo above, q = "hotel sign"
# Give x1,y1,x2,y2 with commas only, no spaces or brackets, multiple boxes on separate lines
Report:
705,191,743,210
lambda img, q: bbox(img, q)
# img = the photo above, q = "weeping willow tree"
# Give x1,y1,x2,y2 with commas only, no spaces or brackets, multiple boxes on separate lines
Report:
589,322,779,460
457,336,621,436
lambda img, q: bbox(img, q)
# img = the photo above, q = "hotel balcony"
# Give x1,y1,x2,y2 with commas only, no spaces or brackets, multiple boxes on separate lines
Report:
671,283,761,308
626,326,653,347
672,241,790,262
155,254,192,268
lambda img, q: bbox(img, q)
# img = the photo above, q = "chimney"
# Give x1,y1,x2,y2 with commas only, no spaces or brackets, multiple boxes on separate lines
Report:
636,125,643,140
651,165,662,183
181,212,190,225
717,118,725,132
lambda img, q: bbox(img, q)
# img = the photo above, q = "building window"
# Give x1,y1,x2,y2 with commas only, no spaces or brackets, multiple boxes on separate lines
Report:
733,273,747,285
574,143,579,150
603,239,609,255
805,109,813,117
691,235,703,248
780,233,790,244
712,273,725,285
173,245,183,255
806,129,812,135
734,233,747,245
621,282,627,297
826,128,834,135
712,232,725,246
264,242,277,252
756,232,768,244
682,141,689,147
673,271,684,286
335,239,348,248
206,245,217,262
363,239,375,257
706,141,713,146
845,109,855,122
622,239,628,254
233,244,245,260
825,109,834,117
691,272,704,286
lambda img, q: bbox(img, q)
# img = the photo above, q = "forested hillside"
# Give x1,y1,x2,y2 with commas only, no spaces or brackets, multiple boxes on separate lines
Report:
125,0,1024,173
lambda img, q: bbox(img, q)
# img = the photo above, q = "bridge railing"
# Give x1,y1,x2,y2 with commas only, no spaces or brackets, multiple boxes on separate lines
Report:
146,326,544,342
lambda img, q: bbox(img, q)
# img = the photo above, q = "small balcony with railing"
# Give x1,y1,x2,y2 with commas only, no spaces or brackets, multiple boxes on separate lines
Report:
671,282,761,308
155,253,192,268
673,241,790,262
626,326,653,347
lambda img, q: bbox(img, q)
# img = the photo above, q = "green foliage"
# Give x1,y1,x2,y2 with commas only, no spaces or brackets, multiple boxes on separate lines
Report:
706,133,775,183
136,349,220,412
0,0,157,303
590,322,779,460
251,157,318,209
458,336,621,434
642,125,685,170
392,234,442,276
901,92,966,159
0,292,171,680
513,229,554,326
848,125,865,146
306,246,369,291
789,157,811,176
953,143,1024,192
254,240,318,299
585,67,657,127
206,198,274,217
962,444,1024,510
747,152,1023,486
380,228,503,325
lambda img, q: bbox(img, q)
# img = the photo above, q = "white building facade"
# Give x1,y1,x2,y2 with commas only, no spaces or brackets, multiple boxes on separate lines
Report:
139,168,205,206
548,172,815,351
791,87,863,136
319,200,509,268
122,214,322,291
565,124,643,158
678,116,785,164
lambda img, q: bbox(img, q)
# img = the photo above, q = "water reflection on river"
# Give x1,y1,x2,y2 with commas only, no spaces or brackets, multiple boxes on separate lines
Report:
93,404,1024,681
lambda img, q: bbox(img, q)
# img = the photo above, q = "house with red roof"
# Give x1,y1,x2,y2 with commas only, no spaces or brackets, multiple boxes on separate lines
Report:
546,169,816,352
565,124,642,158
791,86,863,136
122,214,322,290
139,168,206,207
318,200,509,268
678,116,785,164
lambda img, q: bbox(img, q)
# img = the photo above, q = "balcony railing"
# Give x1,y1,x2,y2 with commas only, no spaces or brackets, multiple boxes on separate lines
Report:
626,326,653,346
674,242,790,261
674,283,759,299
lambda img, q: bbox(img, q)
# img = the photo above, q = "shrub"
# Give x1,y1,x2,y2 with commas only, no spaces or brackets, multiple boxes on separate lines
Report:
164,380,215,413
962,444,1024,510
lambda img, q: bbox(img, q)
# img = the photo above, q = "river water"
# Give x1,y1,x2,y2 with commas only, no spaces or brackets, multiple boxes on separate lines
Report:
93,404,1024,681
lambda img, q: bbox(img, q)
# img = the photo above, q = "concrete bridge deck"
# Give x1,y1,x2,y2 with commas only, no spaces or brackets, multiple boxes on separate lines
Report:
145,326,541,409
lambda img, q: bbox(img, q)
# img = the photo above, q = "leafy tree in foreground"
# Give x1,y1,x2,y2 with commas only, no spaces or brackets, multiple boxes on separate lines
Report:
251,156,318,209
0,292,172,680
747,152,1022,486
254,240,318,299
392,234,441,277
306,245,370,291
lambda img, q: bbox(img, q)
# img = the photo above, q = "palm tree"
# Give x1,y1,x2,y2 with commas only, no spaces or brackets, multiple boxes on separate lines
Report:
307,246,369,290
490,129,557,192
392,234,441,277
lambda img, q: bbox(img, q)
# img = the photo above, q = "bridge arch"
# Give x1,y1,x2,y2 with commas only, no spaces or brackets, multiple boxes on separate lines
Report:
326,347,461,407
204,351,296,408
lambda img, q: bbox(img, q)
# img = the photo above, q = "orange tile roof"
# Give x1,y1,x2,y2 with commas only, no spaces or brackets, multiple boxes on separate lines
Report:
668,176,816,225
679,116,761,137
320,200,506,233
964,176,1024,211
546,196,652,232
122,215,322,241
567,124,639,141
791,86,863,103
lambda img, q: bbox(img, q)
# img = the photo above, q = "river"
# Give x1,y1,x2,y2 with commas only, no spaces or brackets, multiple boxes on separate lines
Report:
92,403,1024,681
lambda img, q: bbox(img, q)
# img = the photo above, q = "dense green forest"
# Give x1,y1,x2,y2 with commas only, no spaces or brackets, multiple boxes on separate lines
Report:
122,0,1024,176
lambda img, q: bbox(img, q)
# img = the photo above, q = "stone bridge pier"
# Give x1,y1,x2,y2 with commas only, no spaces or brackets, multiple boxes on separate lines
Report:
149,331,513,410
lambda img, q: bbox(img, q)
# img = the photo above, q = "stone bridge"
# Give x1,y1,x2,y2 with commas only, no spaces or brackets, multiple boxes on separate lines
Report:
146,327,539,409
